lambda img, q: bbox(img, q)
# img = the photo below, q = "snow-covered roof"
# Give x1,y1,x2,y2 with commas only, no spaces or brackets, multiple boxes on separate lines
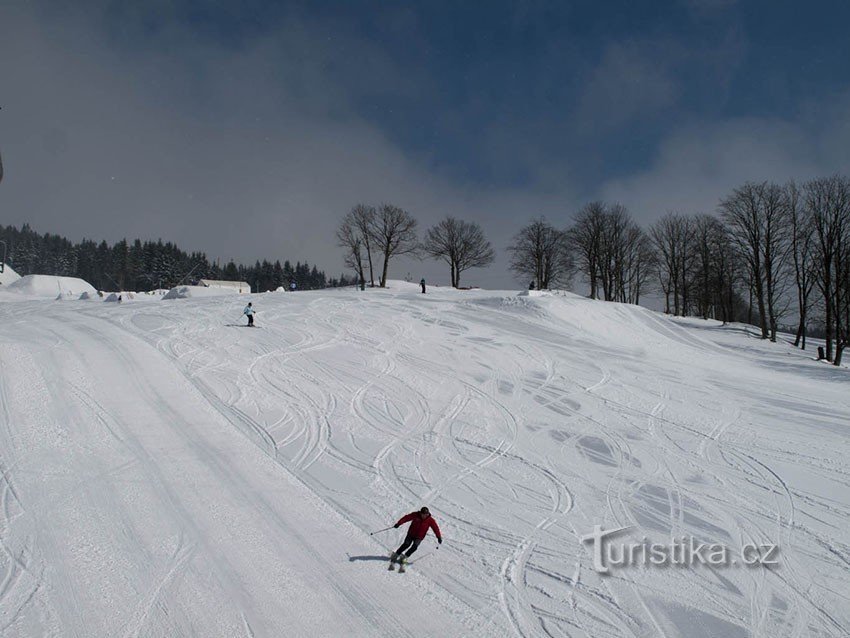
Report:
163,285,243,300
198,279,251,292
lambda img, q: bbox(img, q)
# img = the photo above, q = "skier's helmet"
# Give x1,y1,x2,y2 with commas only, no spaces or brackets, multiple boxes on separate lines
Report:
420,506,430,517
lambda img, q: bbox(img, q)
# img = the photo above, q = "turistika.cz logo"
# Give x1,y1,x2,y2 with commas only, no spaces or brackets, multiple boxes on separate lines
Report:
580,525,780,574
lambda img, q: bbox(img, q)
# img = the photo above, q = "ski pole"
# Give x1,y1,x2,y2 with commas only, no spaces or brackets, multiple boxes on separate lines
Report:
369,526,395,536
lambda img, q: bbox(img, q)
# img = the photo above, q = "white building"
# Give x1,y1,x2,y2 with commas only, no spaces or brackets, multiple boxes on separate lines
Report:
198,279,251,294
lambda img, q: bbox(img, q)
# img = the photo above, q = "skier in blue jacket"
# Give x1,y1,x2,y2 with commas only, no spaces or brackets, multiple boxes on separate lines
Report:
244,302,255,327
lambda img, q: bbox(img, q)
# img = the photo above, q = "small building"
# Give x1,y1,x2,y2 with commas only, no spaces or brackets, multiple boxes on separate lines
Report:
198,279,251,294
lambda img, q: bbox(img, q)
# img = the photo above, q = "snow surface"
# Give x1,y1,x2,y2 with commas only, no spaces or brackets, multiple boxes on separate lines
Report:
0,264,21,287
4,274,96,299
0,284,848,637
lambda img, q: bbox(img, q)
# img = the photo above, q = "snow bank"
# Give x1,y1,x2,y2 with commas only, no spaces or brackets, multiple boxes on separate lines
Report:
0,264,22,287
7,274,97,299
163,285,242,300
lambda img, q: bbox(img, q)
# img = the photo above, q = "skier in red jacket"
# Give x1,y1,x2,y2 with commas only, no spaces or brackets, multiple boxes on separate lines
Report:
390,507,442,566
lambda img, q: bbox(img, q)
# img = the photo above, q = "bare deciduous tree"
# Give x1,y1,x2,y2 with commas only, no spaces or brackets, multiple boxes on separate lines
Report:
624,228,657,306
787,181,815,349
336,216,365,285
804,175,850,363
349,204,377,286
422,217,495,287
760,183,792,342
650,213,694,316
569,202,606,299
508,218,573,290
371,204,419,288
719,181,792,342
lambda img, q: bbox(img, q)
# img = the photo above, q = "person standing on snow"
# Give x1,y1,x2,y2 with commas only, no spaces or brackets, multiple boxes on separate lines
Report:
244,302,255,327
390,507,441,567
420,278,426,294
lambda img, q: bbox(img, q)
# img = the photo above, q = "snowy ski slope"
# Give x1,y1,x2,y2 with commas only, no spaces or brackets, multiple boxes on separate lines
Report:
0,283,848,637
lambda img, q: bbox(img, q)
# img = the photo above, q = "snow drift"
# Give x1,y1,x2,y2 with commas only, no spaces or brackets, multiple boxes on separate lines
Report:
6,274,97,298
0,263,22,286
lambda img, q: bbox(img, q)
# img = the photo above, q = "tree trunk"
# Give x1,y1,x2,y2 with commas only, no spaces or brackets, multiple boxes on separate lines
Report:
794,283,805,347
380,255,389,288
747,283,753,326
364,238,375,287
825,285,834,361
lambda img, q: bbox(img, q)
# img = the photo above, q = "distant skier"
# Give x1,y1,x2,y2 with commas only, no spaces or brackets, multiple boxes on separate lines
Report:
289,281,297,292
389,507,442,570
244,302,255,327
420,278,426,294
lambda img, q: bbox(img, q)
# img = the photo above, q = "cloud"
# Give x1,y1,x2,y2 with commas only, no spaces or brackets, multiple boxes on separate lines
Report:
576,41,680,133
598,101,850,223
0,2,578,288
1,1,848,292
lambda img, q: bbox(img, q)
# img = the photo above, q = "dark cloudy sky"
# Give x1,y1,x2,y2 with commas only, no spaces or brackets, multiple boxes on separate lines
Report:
2,0,849,288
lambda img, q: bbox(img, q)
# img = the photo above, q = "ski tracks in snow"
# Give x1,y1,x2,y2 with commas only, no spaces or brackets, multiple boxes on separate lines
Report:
3,289,849,637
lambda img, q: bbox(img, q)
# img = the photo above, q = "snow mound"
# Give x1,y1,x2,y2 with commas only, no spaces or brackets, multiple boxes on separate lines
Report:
78,291,101,300
0,264,22,287
7,274,97,298
163,285,241,300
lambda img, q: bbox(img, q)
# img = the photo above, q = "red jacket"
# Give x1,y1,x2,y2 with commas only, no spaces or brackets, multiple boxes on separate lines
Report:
396,512,442,541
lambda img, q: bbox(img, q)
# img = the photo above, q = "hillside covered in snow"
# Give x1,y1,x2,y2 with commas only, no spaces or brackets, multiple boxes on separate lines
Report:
0,283,847,637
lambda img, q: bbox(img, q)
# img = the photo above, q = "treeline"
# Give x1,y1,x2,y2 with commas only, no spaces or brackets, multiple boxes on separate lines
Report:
555,176,850,365
0,223,353,292
337,174,850,366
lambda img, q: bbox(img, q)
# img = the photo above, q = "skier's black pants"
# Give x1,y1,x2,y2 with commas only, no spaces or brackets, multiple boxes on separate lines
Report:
247,314,254,326
396,535,422,557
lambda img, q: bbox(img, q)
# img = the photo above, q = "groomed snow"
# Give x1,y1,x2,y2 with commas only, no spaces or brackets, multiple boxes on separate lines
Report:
0,284,847,637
